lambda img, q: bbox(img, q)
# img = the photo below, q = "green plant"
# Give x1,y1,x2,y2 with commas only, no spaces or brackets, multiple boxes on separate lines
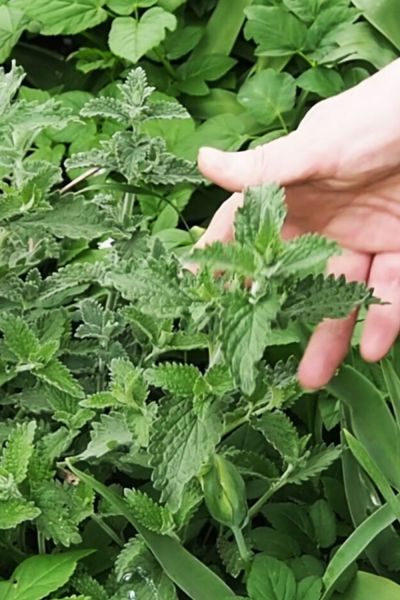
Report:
1,1,400,599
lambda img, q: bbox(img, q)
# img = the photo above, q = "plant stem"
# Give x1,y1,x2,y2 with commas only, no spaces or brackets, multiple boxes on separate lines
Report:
232,526,252,566
91,513,124,547
248,464,294,518
37,530,46,554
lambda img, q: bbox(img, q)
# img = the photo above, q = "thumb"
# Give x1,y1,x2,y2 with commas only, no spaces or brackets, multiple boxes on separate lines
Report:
198,132,318,192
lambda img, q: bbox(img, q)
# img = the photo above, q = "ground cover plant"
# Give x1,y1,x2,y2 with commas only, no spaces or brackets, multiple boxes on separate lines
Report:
1,1,400,599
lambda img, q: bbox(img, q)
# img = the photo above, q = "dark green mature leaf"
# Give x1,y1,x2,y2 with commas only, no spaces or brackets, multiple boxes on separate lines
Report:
247,555,297,600
2,550,93,600
252,411,300,462
150,398,223,511
244,6,307,56
0,496,40,529
221,294,280,395
16,0,108,35
124,488,174,533
238,70,296,127
282,274,374,324
146,363,201,396
35,360,84,399
0,421,36,484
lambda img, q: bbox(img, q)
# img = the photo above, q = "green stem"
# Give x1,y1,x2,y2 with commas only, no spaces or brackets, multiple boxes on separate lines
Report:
91,514,124,547
232,526,252,567
154,48,177,80
276,111,289,134
37,530,46,555
297,51,317,68
248,464,294,518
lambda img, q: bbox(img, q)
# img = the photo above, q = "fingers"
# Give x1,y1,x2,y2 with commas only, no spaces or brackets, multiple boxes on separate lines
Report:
194,193,244,249
360,252,400,362
298,251,371,389
198,131,319,193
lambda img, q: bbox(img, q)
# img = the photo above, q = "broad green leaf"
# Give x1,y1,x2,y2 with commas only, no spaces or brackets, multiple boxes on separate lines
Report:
247,555,297,600
319,22,397,69
221,295,280,395
244,6,307,56
0,496,40,529
331,571,400,600
150,398,223,511
297,67,344,98
309,499,337,548
24,195,109,240
6,550,93,600
15,0,108,35
0,6,26,63
238,70,296,127
296,576,322,600
109,9,177,63
107,0,157,15
0,421,36,484
352,0,400,51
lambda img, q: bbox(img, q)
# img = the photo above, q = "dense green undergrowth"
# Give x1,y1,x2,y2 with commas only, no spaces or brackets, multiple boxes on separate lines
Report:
1,1,400,599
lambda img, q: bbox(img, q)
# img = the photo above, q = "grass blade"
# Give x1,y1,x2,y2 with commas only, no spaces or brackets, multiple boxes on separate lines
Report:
322,501,396,599
192,0,253,58
328,365,400,490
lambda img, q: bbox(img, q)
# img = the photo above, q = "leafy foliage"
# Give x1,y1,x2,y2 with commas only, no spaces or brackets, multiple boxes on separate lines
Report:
0,4,399,600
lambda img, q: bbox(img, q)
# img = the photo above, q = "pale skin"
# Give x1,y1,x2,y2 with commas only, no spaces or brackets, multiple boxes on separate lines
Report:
196,57,400,389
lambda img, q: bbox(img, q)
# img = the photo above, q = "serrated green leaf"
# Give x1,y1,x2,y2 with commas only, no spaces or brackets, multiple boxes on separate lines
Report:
287,444,342,485
277,234,338,277
124,488,174,533
282,274,374,324
145,363,201,396
78,412,133,460
0,314,40,362
35,360,84,399
0,421,36,484
234,184,286,256
190,241,256,276
150,398,223,511
222,294,280,395
0,496,40,529
252,411,300,462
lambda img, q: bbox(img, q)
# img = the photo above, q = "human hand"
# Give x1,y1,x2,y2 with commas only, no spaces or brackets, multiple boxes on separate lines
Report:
196,58,400,389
